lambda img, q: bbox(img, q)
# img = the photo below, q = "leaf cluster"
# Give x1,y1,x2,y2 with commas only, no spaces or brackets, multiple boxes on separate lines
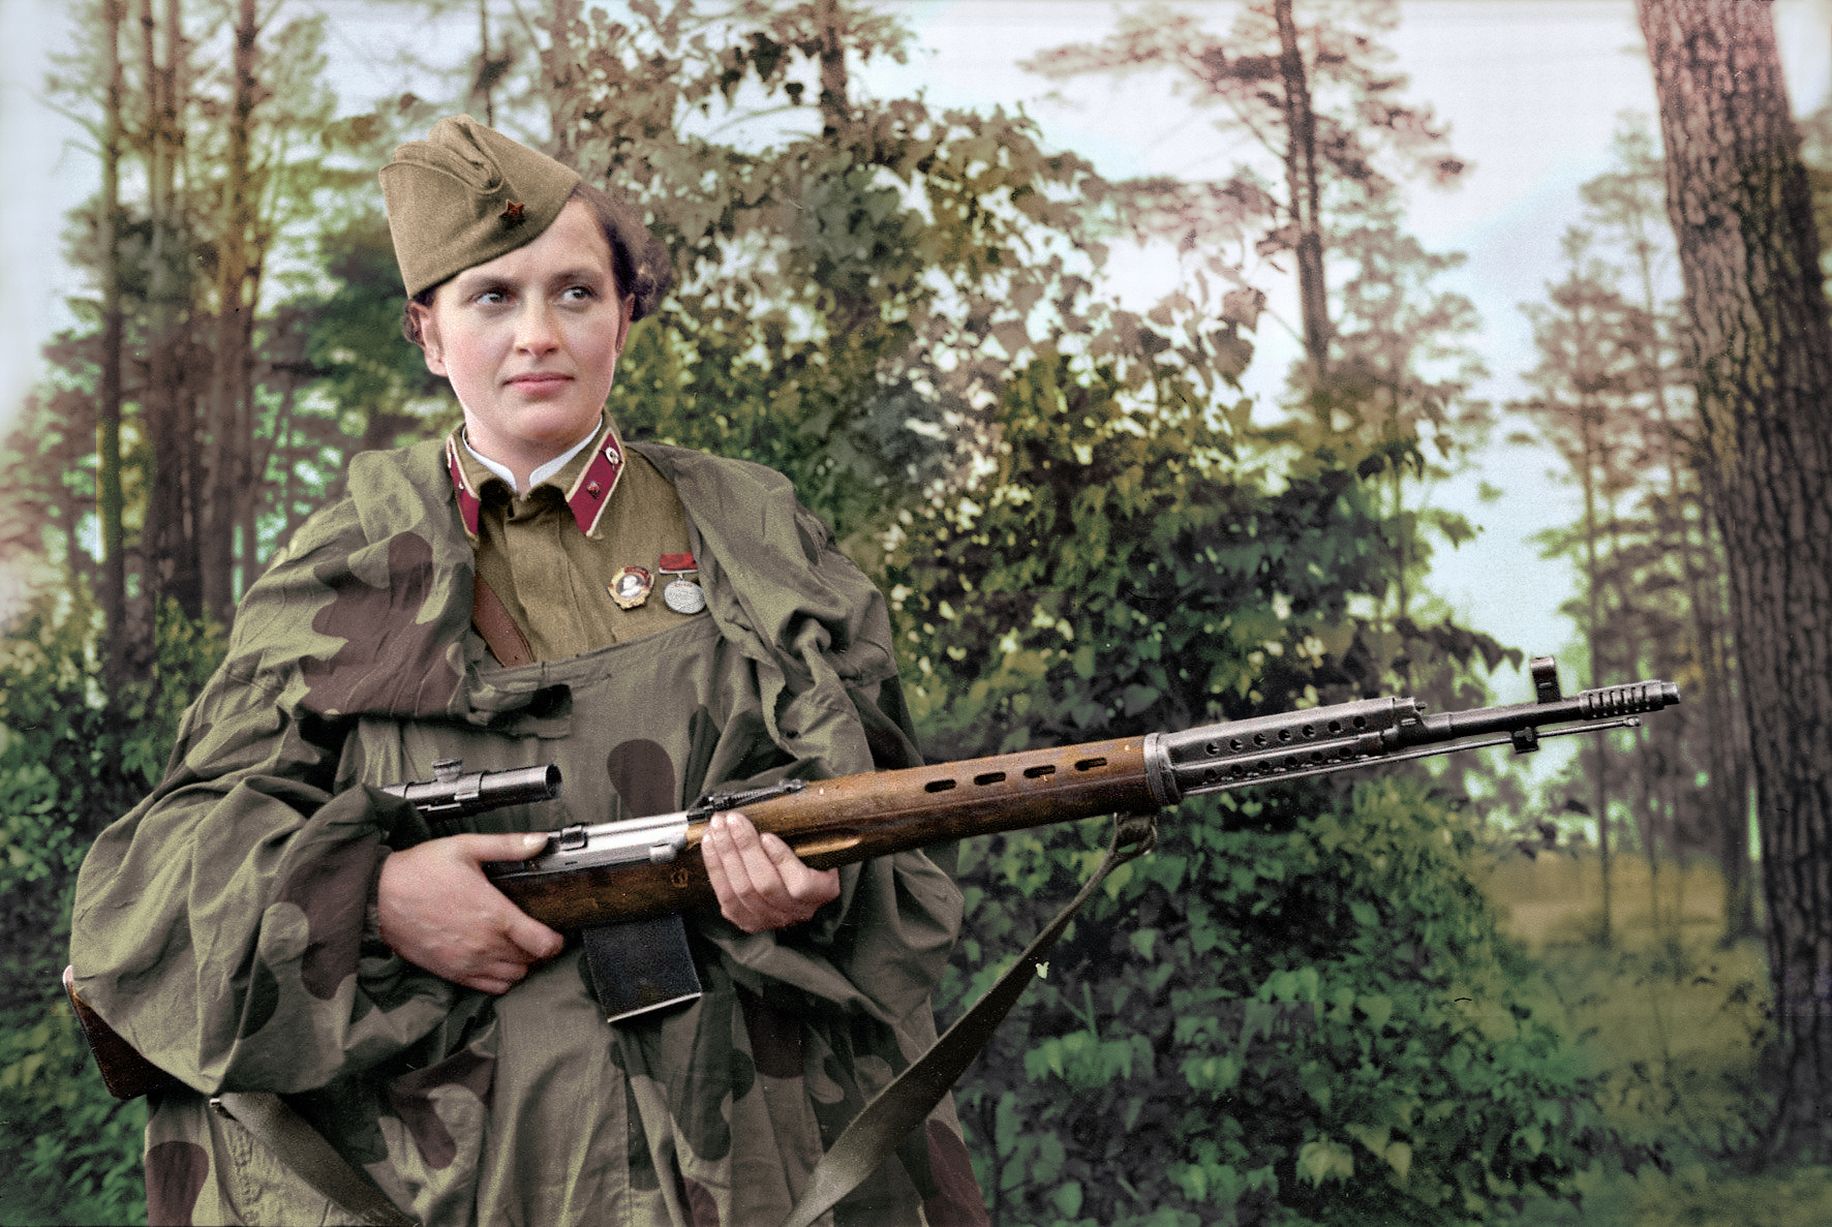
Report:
0,591,223,1221
941,777,1636,1226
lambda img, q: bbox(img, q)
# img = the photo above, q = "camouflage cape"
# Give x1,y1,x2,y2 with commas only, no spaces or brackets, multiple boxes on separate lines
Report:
70,438,985,1226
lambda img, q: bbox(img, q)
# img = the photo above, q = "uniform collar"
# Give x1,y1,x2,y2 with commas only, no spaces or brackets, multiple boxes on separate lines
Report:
445,415,627,539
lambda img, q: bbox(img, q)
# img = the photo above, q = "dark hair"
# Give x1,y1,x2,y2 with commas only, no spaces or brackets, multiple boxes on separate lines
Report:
401,181,674,346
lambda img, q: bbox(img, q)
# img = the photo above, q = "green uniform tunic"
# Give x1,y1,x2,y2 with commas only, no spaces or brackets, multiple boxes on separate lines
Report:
455,417,701,655
70,421,986,1226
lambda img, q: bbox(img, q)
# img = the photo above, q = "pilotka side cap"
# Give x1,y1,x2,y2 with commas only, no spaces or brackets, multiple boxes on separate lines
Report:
379,114,582,298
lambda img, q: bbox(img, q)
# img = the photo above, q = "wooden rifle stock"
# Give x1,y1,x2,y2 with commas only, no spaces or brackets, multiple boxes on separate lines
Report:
494,734,1160,930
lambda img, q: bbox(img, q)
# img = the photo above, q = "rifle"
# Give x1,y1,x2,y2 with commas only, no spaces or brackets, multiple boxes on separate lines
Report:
484,657,1679,929
69,656,1676,1098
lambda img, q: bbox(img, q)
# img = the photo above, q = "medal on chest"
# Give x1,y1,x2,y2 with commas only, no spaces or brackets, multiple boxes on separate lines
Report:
608,565,653,609
657,551,707,615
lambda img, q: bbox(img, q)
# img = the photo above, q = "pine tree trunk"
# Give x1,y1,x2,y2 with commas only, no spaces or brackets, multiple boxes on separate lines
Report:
140,0,199,620
238,304,261,582
1634,725,1661,932
1638,0,1832,1156
1273,0,1329,384
541,0,584,165
1630,231,1755,941
1704,508,1759,940
1579,393,1613,948
815,0,850,138
97,0,128,686
202,0,257,622
476,0,495,127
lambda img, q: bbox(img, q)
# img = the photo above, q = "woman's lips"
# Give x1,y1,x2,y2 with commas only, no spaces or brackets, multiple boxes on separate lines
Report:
507,373,572,391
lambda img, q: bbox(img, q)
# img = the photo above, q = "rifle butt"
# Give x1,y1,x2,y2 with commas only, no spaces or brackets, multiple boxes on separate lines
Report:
63,966,175,1101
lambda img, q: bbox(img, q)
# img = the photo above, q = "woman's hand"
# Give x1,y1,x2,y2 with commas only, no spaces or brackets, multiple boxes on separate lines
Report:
699,811,841,933
376,832,565,994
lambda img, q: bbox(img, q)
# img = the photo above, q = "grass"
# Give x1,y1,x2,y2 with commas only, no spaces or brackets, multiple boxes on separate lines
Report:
1483,851,1832,1226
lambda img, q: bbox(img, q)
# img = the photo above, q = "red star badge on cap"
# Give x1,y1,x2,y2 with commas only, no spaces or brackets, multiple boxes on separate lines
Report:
500,199,526,225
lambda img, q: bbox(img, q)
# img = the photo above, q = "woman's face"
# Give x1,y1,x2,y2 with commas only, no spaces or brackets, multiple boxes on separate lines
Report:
412,200,634,481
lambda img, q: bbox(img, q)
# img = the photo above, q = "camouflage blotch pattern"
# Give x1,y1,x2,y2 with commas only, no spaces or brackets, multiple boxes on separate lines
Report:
71,432,986,1225
145,1140,209,1225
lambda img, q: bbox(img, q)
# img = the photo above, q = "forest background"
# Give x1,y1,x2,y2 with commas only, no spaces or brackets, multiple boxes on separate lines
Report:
1,0,1830,1223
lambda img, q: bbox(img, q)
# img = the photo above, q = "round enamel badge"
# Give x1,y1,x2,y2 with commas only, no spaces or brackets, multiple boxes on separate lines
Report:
608,566,653,609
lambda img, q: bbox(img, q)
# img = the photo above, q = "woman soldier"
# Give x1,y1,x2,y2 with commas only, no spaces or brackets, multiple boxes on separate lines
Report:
71,115,987,1227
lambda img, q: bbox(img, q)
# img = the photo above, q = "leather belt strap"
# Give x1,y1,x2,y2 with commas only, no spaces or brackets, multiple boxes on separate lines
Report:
211,1092,418,1227
471,574,535,667
780,813,1159,1227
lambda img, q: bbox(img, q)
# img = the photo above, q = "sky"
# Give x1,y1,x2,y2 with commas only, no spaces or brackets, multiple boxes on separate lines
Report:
2,0,1829,698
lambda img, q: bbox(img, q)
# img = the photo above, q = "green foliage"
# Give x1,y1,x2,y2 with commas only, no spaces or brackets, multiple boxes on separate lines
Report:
0,592,224,1221
887,347,1505,758
0,1005,147,1224
884,341,1609,1222
942,780,1630,1226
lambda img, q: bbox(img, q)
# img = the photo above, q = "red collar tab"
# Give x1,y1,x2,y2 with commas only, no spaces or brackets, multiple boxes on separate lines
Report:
657,552,697,573
565,433,625,536
446,436,483,537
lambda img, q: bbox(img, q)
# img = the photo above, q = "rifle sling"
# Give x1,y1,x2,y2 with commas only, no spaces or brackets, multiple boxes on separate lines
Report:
210,1092,418,1227
780,812,1159,1227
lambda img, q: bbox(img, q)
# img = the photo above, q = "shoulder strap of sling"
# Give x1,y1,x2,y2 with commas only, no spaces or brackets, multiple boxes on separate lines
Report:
471,573,536,667
780,813,1159,1227
210,1092,419,1226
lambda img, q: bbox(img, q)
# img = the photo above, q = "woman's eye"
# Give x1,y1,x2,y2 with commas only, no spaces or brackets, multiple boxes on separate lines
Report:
474,289,508,306
561,285,596,302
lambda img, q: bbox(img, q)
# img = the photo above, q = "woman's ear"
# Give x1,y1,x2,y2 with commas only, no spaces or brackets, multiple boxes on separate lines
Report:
614,294,636,355
410,300,447,375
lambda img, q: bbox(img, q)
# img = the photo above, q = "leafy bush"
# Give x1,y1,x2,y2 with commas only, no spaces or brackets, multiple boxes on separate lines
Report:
0,592,223,1221
939,780,1630,1226
887,355,1629,1222
0,1004,147,1223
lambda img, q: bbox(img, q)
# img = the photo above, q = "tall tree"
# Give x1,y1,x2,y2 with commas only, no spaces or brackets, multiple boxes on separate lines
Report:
139,0,201,620
1514,228,1649,946
1637,0,1832,1155
1329,190,1485,633
97,0,129,684
1578,122,1755,938
1027,0,1464,393
1270,0,1329,379
200,0,262,624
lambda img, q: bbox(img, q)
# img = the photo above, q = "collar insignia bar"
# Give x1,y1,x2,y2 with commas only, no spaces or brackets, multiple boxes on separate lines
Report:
446,437,483,536
566,437,625,536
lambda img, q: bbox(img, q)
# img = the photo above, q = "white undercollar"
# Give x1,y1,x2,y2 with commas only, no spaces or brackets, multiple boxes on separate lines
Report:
462,423,601,495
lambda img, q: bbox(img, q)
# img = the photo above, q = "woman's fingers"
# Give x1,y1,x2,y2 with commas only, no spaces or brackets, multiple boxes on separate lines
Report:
702,811,839,932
